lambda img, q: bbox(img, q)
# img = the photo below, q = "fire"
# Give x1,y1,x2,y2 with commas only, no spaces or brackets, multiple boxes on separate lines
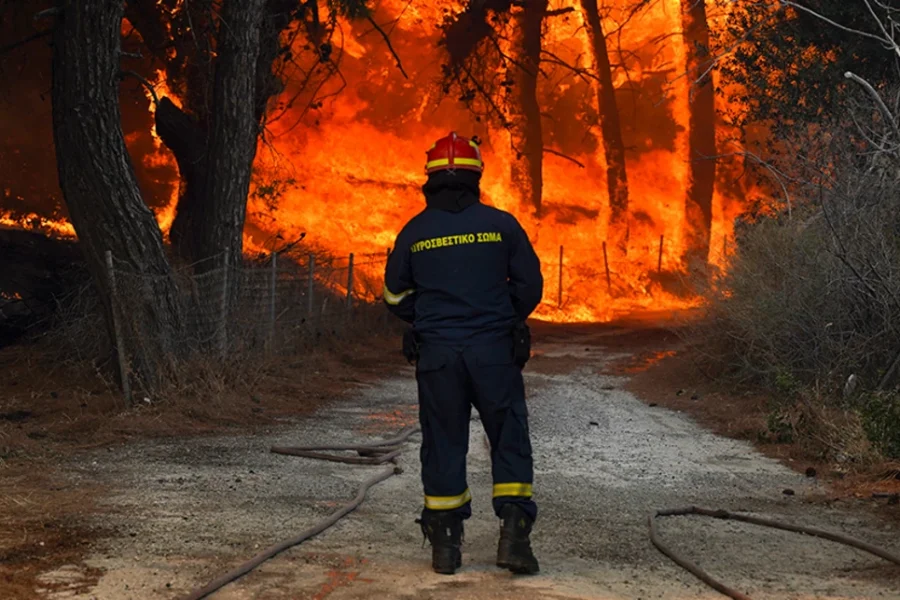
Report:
4,1,753,324
247,0,746,322
0,210,76,238
140,68,180,236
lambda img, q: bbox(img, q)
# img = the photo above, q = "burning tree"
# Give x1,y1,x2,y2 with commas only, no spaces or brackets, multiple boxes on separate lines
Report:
122,0,369,271
48,0,184,385
440,1,549,217
680,0,715,265
41,0,388,388
427,0,734,298
581,0,630,251
508,0,549,218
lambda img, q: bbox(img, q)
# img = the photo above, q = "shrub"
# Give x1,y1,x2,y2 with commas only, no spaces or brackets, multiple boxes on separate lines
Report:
691,90,900,461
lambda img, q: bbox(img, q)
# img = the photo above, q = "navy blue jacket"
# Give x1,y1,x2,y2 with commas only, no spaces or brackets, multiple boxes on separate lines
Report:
383,171,543,344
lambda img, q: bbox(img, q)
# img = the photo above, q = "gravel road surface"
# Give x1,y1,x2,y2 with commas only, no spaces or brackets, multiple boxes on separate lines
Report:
37,326,900,599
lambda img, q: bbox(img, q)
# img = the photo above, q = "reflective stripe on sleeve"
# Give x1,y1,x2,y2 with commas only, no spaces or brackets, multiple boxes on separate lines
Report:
383,284,415,306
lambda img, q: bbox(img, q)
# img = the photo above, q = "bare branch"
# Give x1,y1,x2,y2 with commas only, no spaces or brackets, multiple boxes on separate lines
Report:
119,70,159,105
33,8,61,21
545,7,576,17
365,14,408,79
539,49,596,84
778,1,891,49
713,147,794,217
543,148,585,168
459,61,511,129
844,71,900,148
0,29,50,55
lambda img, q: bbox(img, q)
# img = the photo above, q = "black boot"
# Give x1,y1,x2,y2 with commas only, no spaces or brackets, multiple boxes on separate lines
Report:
496,504,539,574
418,512,463,574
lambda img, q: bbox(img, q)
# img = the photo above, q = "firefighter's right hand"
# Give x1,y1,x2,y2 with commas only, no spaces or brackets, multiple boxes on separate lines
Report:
402,328,419,364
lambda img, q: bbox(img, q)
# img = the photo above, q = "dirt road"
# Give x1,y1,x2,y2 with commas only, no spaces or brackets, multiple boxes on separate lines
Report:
37,324,900,599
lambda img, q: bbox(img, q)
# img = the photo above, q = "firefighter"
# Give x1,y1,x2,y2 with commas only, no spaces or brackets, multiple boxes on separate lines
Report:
382,132,544,575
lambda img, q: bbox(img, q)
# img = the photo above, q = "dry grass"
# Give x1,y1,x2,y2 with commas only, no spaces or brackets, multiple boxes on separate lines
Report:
680,101,900,467
625,338,900,512
0,319,406,597
0,327,403,461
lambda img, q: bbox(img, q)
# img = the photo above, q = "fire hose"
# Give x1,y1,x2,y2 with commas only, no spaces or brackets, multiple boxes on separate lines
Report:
649,506,900,600
179,426,421,600
178,423,900,600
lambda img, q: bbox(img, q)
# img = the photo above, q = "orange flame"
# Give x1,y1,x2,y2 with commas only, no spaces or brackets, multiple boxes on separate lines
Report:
7,2,753,325
0,209,76,238
245,0,748,322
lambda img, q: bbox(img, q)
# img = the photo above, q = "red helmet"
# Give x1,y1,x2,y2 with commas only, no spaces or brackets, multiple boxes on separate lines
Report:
425,132,484,174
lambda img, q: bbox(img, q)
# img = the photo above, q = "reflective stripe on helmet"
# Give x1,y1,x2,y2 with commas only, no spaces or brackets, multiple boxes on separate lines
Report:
425,132,485,174
454,158,483,167
426,157,484,171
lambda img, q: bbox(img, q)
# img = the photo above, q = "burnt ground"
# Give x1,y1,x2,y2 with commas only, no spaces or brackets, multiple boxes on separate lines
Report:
2,316,899,599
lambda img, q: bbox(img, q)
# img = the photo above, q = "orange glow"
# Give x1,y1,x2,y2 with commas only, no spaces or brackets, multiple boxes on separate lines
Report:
141,69,180,236
8,2,755,324
1,210,76,238
246,0,747,322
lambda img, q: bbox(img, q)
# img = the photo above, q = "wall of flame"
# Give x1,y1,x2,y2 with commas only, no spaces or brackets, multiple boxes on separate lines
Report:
1,0,752,324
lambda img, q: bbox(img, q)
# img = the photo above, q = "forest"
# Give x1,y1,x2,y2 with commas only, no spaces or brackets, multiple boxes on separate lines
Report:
1,0,900,539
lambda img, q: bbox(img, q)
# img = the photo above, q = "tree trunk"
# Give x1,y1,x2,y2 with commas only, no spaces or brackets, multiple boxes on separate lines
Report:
50,0,182,386
681,0,716,264
255,1,296,124
157,97,207,263
153,0,291,266
195,0,265,272
125,0,212,264
508,0,546,217
582,0,630,251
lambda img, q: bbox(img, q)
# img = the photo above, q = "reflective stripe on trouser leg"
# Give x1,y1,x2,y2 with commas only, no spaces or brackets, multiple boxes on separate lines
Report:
493,482,533,498
417,344,473,518
465,341,537,521
425,488,472,511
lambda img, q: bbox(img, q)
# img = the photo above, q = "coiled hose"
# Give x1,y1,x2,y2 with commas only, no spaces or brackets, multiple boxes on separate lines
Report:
178,424,900,600
649,506,900,600
179,426,420,600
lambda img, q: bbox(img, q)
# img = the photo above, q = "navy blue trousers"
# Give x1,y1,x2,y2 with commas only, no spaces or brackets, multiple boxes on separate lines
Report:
415,340,537,522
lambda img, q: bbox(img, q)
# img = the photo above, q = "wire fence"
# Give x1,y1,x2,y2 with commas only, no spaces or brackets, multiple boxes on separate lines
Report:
58,235,720,399
107,248,395,399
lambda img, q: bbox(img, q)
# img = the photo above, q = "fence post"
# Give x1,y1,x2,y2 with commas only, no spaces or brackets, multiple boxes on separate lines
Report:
602,241,611,293
105,250,132,406
307,253,315,316
269,251,277,348
384,248,391,326
558,245,563,308
346,253,355,311
658,234,664,275
218,250,229,357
